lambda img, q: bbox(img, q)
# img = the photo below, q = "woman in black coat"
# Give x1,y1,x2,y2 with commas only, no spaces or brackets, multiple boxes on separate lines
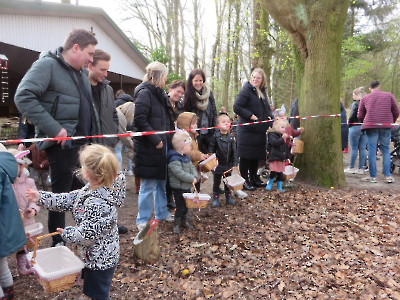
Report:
133,61,173,230
183,69,217,154
233,68,273,190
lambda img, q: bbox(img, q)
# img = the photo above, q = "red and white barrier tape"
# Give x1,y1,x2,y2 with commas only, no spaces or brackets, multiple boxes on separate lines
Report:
1,113,398,145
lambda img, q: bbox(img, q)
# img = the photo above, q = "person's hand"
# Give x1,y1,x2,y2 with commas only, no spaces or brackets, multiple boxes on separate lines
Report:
250,114,258,121
192,178,197,185
232,166,238,171
26,188,40,203
25,208,36,218
201,153,208,160
298,127,305,133
156,141,163,149
17,143,26,151
282,133,289,140
56,128,68,146
56,228,64,234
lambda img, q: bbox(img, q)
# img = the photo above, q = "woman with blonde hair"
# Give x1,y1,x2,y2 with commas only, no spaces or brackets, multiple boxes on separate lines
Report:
344,86,367,174
233,68,273,190
133,61,173,231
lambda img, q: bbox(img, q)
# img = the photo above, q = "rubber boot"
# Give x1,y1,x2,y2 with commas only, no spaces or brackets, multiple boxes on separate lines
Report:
277,181,285,193
3,285,14,300
265,178,274,191
212,193,220,207
16,253,34,276
173,217,180,234
181,214,191,229
225,191,235,205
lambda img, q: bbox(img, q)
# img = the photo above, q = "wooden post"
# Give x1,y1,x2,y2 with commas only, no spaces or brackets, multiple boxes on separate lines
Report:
133,220,160,263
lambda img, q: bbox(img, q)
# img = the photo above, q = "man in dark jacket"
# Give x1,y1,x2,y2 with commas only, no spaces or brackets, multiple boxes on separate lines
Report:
14,29,100,246
88,49,118,149
358,80,400,183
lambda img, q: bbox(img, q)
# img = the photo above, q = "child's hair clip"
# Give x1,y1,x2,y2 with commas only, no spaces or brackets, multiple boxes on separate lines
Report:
14,150,31,165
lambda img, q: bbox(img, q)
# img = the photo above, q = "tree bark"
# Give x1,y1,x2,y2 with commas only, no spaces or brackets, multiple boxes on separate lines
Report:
193,0,200,68
211,0,226,90
261,0,349,187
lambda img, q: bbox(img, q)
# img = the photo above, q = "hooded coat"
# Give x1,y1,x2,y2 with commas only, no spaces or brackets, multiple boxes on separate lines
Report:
115,93,134,108
233,82,273,160
14,47,101,151
133,82,169,179
0,152,27,258
176,112,203,166
167,150,198,190
38,173,126,270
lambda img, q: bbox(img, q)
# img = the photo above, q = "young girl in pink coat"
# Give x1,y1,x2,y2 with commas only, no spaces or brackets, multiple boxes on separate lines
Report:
9,149,40,276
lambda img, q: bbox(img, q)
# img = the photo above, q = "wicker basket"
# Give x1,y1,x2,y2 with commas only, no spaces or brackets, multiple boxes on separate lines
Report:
27,232,84,293
291,138,304,154
183,183,211,209
25,223,43,249
199,154,218,172
223,171,245,191
283,165,299,181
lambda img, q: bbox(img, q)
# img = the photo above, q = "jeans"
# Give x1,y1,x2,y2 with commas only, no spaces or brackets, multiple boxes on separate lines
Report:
114,142,132,172
46,145,84,246
136,179,169,225
365,128,391,177
349,125,367,169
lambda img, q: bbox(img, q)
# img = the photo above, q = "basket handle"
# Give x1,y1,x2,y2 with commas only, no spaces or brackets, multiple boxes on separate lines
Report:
30,232,60,265
223,168,233,178
192,182,198,194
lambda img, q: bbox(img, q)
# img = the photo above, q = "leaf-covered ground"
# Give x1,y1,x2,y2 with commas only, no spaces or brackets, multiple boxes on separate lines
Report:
12,182,400,299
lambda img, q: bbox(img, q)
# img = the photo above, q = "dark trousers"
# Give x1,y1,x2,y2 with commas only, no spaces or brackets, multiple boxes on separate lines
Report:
46,145,84,245
213,172,231,194
83,266,116,300
172,188,189,218
239,158,258,183
197,133,212,154
269,171,284,181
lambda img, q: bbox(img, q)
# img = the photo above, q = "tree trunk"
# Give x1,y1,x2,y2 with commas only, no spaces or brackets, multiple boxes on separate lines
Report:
193,0,200,68
222,0,233,110
261,0,349,187
172,0,180,74
232,0,241,94
179,0,186,78
211,0,226,90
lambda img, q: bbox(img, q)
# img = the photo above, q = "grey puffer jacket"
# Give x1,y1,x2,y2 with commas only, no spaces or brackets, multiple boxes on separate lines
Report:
38,173,126,270
14,47,100,151
167,150,198,190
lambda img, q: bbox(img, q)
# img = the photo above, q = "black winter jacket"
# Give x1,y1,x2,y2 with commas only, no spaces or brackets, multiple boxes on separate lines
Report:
233,82,273,160
115,94,134,108
133,82,169,180
267,130,289,162
209,131,238,174
348,100,361,128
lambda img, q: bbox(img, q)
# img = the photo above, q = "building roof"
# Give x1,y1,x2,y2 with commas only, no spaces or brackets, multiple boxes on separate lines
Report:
0,0,148,80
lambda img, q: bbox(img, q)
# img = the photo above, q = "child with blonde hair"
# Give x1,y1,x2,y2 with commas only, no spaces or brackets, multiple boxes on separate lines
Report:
26,144,125,300
8,149,40,276
266,118,290,192
168,131,198,234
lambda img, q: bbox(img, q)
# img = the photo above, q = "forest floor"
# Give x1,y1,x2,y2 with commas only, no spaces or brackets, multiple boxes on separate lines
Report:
9,151,400,299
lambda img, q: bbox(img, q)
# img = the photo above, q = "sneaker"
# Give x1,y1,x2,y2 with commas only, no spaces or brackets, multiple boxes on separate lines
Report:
361,176,377,183
234,189,248,198
344,168,356,174
342,148,348,153
354,169,366,175
162,212,174,222
385,176,394,183
125,170,133,176
137,223,147,232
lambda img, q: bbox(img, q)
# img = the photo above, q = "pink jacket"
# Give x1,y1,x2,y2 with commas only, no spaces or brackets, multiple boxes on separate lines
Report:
12,173,40,226
358,90,400,130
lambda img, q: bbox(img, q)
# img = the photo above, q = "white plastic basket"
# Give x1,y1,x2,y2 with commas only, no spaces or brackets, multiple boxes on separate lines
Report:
223,174,245,191
283,165,299,181
24,222,43,237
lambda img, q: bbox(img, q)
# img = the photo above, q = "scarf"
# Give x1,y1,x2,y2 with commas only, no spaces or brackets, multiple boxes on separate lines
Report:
195,84,211,111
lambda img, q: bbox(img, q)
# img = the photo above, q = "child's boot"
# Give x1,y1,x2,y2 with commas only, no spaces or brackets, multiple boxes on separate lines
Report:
277,181,285,193
3,285,14,300
173,217,180,234
225,191,235,205
212,193,220,207
16,253,33,276
181,213,191,229
265,178,274,191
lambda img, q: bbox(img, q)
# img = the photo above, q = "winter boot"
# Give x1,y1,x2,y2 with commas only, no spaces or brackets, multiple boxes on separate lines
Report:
212,193,220,207
277,181,285,193
3,285,14,300
16,253,34,276
225,191,235,205
181,214,191,229
265,178,274,191
173,217,181,234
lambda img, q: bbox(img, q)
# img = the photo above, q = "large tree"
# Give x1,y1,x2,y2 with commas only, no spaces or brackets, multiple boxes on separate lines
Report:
260,1,349,187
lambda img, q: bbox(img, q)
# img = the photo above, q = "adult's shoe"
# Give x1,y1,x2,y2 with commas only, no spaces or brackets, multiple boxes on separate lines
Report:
118,225,128,234
243,182,256,191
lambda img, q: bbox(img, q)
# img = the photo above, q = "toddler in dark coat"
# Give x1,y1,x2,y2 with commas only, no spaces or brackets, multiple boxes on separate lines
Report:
266,118,290,192
209,114,238,206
